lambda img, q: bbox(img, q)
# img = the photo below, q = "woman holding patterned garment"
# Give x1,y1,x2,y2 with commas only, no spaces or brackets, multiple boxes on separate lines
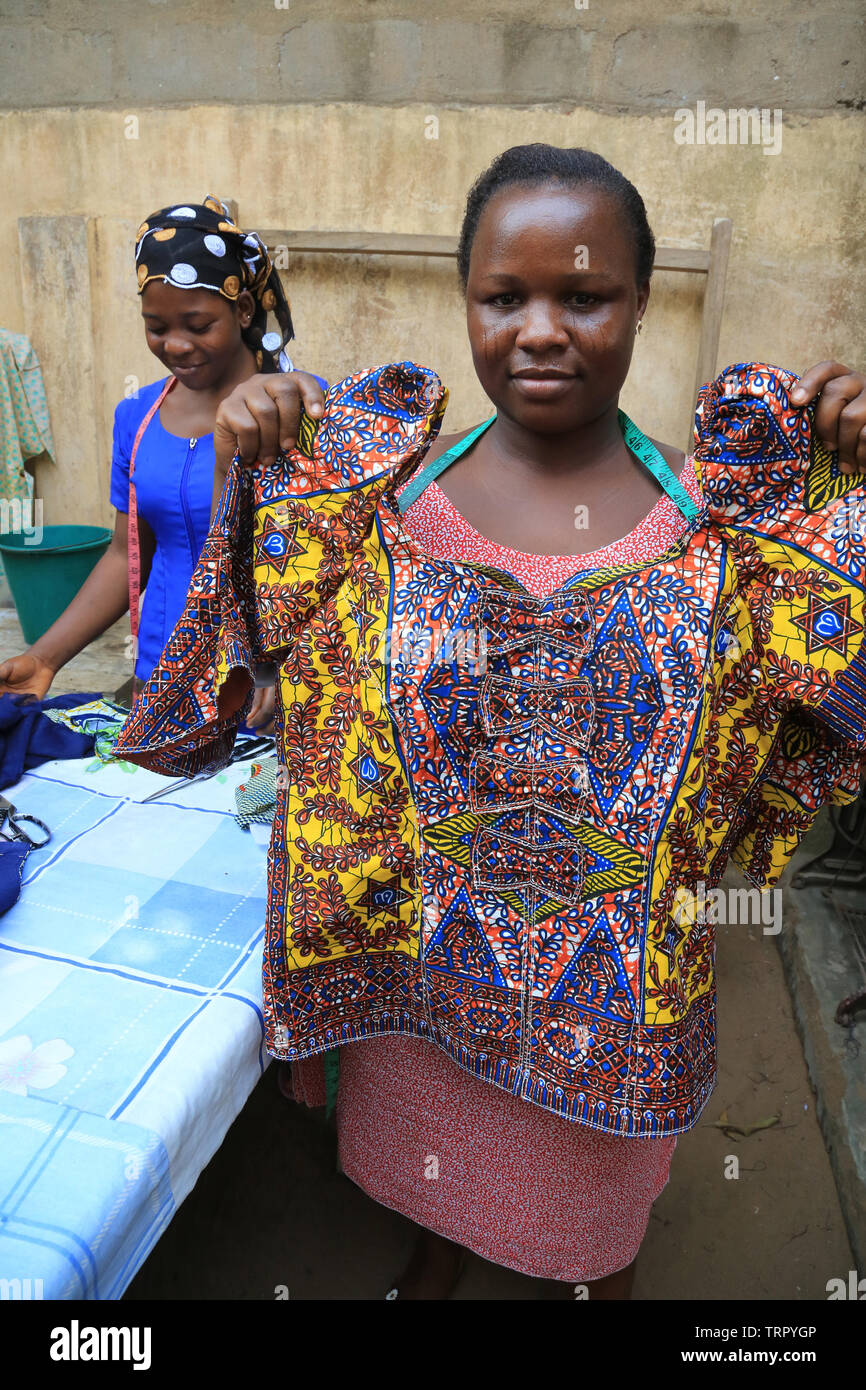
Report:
0,195,325,733
115,146,866,1299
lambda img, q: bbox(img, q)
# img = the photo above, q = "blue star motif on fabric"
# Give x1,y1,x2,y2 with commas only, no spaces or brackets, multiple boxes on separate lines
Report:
357,874,411,919
254,514,306,576
792,592,862,657
347,743,394,797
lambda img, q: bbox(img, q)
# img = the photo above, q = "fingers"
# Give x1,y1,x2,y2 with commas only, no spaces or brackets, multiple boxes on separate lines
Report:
790,363,866,475
259,379,301,462
259,374,325,458
214,403,257,473
288,372,326,429
214,372,326,471
0,678,45,697
790,361,847,407
835,397,866,473
0,655,34,691
812,374,866,474
244,386,284,468
215,382,280,469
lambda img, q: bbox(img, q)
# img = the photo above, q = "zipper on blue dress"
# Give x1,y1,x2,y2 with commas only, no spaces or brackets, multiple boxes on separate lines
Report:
180,438,198,566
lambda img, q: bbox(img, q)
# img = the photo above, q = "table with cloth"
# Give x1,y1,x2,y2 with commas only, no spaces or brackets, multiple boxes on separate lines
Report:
0,744,273,1299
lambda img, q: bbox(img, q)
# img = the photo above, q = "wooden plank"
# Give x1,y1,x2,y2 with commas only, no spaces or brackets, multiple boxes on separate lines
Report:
655,246,711,273
693,217,733,405
18,215,104,526
259,230,459,258
258,228,711,271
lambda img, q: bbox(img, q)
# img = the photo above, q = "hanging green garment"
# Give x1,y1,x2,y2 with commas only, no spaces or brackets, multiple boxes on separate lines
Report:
0,330,55,502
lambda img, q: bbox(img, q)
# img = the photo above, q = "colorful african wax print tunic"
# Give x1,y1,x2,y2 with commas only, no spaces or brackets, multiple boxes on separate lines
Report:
114,360,866,1138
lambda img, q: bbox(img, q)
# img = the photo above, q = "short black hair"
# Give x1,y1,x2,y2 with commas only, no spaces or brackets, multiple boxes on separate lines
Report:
457,144,656,289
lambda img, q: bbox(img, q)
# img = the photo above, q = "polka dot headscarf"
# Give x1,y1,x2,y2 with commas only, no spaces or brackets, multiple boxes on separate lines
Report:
135,194,294,372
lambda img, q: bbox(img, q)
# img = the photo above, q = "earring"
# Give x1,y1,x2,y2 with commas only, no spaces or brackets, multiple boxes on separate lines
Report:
635,319,643,336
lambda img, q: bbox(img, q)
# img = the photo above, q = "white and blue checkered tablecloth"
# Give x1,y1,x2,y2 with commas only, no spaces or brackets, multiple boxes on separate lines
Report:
0,747,273,1299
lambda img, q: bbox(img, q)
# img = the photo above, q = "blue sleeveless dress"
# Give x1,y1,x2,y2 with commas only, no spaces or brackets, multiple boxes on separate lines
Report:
110,374,327,682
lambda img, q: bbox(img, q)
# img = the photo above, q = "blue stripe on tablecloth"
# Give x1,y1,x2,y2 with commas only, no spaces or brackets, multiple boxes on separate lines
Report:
0,938,262,1020
0,1092,177,1299
9,1217,99,1298
1,764,268,1297
0,1105,76,1209
0,1218,93,1298
110,928,267,1118
25,768,256,817
21,800,126,887
0,1107,101,1296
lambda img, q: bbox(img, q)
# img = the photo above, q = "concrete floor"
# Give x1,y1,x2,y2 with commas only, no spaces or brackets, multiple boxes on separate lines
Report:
1,606,854,1300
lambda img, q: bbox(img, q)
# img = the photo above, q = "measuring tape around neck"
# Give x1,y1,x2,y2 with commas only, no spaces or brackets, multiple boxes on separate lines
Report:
127,376,177,662
399,409,701,523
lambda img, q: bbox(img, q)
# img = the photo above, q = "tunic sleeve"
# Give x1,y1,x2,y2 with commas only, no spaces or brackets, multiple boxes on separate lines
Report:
692,362,866,885
693,362,866,748
113,362,448,778
249,362,448,658
113,460,259,776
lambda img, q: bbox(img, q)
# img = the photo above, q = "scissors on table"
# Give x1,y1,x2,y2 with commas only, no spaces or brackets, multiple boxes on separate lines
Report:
140,734,277,804
0,795,51,849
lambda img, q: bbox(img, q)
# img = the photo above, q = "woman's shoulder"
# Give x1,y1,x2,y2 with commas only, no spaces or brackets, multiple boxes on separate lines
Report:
422,429,467,465
648,437,687,478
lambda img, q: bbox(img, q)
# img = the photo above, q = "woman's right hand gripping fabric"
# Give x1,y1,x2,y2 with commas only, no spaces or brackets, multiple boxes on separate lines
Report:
214,371,327,474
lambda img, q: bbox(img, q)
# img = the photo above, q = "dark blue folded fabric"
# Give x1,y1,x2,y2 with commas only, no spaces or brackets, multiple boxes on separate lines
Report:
0,691,104,791
0,837,30,914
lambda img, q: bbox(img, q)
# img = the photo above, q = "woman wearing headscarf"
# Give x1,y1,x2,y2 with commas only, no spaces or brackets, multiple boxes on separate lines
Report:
0,195,325,730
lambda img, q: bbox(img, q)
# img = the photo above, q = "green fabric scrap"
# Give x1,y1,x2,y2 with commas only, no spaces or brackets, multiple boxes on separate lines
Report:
234,755,281,827
43,698,130,762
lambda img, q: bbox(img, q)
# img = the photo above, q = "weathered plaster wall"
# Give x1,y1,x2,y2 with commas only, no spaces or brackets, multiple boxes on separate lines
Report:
0,2,863,524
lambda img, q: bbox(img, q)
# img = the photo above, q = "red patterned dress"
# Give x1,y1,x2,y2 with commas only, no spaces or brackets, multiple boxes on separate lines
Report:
293,457,704,1282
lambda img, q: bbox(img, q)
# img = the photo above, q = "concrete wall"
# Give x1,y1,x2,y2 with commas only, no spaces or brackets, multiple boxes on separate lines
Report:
1,1,863,526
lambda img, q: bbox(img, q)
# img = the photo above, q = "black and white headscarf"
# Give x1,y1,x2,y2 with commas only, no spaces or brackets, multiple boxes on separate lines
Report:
135,194,294,372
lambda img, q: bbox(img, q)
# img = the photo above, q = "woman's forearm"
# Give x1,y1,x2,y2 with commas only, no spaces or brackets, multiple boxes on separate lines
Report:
29,544,132,673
